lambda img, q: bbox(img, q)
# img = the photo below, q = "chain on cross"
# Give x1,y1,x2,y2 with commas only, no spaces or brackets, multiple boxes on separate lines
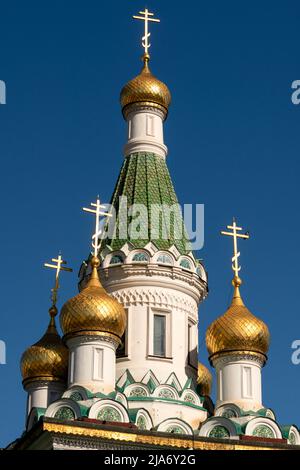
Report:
133,8,160,56
221,218,250,278
83,196,112,257
44,253,72,306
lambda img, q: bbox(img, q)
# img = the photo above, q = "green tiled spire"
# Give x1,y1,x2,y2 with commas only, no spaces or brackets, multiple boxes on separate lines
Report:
102,152,191,255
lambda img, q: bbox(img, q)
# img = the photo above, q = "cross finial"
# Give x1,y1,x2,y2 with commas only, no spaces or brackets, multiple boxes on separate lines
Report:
221,218,250,281
83,196,112,258
133,8,160,58
44,253,73,307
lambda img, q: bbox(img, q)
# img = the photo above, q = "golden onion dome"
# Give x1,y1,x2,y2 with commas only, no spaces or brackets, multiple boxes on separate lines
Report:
206,277,270,364
60,256,126,342
120,54,171,119
20,306,68,387
197,362,212,396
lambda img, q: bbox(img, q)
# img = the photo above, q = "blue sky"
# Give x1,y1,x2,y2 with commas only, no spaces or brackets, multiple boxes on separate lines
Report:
1,0,300,446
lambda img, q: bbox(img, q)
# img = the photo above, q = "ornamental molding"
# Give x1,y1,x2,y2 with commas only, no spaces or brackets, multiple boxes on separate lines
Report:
213,353,265,368
109,287,198,317
101,264,206,294
66,334,119,349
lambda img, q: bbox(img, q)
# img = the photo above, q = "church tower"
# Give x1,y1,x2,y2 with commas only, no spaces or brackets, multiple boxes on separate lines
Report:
206,219,270,412
78,9,209,392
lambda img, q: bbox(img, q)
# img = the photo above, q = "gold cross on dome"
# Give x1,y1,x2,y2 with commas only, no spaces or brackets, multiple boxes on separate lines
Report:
133,8,160,56
44,253,73,306
221,218,250,278
83,196,112,257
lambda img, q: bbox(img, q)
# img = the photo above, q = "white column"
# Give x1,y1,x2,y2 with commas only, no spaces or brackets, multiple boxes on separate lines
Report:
124,107,168,158
66,335,118,394
25,381,65,416
214,354,264,411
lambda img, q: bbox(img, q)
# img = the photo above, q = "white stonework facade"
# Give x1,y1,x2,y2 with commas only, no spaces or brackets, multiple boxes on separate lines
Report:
66,335,119,394
213,354,265,411
124,106,168,158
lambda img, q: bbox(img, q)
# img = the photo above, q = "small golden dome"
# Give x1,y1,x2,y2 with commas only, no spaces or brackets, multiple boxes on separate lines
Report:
206,277,270,363
21,306,68,386
120,55,171,119
197,362,212,396
60,257,126,342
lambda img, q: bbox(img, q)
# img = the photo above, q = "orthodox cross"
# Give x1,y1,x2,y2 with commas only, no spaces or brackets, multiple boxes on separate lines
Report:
133,8,160,56
221,218,250,278
83,196,112,257
44,254,72,306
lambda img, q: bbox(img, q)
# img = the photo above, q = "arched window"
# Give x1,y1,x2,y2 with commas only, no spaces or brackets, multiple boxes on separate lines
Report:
54,407,75,420
209,426,230,438
157,254,173,265
180,259,191,270
221,408,238,419
183,393,196,404
129,387,148,398
136,415,147,430
158,388,176,400
110,255,123,265
252,425,275,439
132,252,149,262
166,425,186,434
97,406,122,422
69,391,83,402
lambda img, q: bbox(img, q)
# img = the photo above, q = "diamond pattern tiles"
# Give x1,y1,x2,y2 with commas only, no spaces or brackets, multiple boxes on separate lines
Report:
102,152,191,255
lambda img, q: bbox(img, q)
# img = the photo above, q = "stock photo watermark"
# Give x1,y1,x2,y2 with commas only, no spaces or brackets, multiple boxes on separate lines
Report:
0,340,6,364
291,340,300,365
291,80,300,105
0,80,6,104
97,197,205,251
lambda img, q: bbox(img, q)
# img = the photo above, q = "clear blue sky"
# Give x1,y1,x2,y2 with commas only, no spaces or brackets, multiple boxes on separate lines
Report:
1,0,300,446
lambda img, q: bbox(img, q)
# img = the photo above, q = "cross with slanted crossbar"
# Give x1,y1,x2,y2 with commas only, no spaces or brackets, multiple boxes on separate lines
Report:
221,218,250,278
83,196,112,257
133,8,160,56
44,254,72,306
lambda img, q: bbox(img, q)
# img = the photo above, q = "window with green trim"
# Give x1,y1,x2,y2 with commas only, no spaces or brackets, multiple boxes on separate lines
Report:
252,425,275,438
132,252,149,262
54,407,75,420
110,255,123,265
180,259,191,270
157,254,172,265
208,426,230,439
69,391,83,402
97,406,122,422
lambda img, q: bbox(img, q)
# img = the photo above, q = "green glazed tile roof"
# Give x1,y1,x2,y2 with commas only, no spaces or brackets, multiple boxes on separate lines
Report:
102,152,191,255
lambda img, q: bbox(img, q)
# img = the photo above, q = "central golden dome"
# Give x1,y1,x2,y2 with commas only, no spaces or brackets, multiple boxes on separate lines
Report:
206,277,270,363
60,257,126,342
21,306,68,386
120,55,171,119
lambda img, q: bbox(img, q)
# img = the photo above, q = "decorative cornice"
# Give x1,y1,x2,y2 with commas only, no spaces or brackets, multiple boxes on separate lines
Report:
108,287,198,318
211,351,267,367
64,331,120,348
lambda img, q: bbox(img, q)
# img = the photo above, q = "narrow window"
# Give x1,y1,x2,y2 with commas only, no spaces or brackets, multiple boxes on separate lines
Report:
93,348,103,380
146,114,155,136
153,314,166,357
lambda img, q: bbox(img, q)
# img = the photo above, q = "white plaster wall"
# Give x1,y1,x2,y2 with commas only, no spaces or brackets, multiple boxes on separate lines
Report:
66,336,117,394
26,382,65,416
214,355,263,411
124,108,168,158
127,400,207,430
101,267,204,387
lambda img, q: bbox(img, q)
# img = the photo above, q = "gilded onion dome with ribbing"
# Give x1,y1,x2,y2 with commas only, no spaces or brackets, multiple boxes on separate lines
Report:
60,257,126,343
206,277,270,364
20,306,68,386
120,54,171,119
197,362,212,396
